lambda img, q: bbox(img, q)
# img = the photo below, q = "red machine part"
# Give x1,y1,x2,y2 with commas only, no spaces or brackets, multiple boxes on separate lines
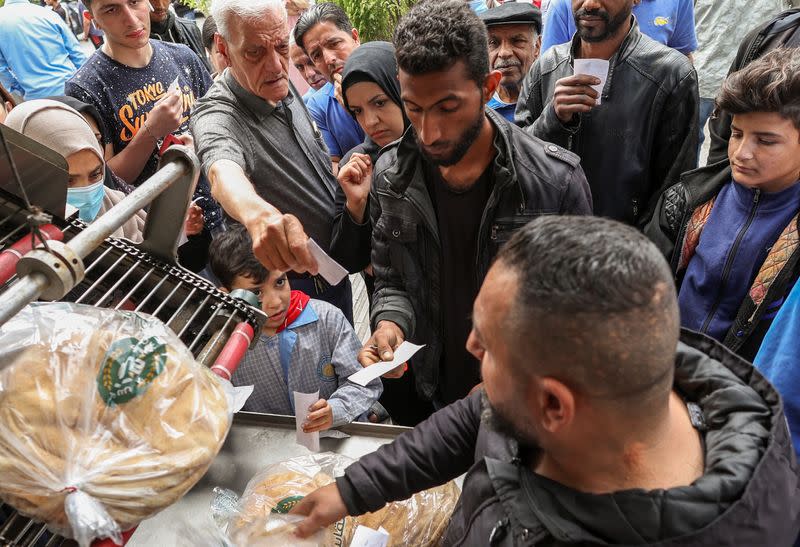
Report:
0,224,63,285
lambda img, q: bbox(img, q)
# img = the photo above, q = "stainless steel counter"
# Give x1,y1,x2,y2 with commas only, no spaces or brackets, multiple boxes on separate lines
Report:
128,412,411,546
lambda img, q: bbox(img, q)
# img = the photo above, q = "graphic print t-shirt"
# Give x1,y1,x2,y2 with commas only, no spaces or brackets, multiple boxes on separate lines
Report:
65,40,212,186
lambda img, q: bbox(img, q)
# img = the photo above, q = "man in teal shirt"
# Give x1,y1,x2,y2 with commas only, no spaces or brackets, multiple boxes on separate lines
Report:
0,0,86,99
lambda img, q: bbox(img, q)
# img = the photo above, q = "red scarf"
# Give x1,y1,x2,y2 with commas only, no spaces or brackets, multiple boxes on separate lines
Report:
276,290,310,334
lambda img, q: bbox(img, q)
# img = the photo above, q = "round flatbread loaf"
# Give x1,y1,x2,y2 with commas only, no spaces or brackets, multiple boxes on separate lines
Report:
0,304,231,538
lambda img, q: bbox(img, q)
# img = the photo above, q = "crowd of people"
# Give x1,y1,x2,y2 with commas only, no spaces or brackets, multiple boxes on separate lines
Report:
1,0,800,543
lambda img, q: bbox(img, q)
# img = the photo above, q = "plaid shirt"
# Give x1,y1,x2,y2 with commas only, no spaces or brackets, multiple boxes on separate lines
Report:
231,299,382,427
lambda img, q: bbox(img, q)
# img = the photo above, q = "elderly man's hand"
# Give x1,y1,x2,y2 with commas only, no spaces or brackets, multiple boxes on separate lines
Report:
290,483,349,539
245,212,320,275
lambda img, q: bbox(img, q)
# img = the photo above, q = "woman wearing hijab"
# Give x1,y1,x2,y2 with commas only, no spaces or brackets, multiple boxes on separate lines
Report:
5,99,147,242
331,42,427,427
330,41,409,275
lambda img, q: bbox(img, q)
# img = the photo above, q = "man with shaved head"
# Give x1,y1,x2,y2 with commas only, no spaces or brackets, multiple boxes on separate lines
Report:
292,216,800,546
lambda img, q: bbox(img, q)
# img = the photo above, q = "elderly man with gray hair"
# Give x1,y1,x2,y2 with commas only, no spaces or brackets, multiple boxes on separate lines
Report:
191,0,353,320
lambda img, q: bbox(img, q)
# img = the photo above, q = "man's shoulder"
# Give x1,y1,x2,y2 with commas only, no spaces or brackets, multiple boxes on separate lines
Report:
537,42,572,76
628,31,695,82
306,82,333,110
152,39,197,62
308,299,354,334
496,113,581,173
193,76,238,116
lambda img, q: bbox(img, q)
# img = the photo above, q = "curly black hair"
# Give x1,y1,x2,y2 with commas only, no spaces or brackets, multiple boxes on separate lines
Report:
394,0,489,85
717,48,800,131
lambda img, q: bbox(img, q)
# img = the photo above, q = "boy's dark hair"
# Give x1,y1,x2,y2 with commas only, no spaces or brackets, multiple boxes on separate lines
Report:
294,2,353,51
394,0,489,86
717,48,800,131
202,15,218,51
209,224,269,290
496,216,679,410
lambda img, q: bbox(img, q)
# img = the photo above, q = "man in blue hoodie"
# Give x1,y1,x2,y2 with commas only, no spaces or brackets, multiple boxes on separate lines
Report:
645,48,800,362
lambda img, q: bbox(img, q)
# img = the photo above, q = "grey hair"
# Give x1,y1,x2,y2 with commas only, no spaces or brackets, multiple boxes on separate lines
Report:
211,0,288,41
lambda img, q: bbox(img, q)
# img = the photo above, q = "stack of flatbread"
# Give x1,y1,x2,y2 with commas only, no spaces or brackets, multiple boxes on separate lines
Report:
235,454,460,546
0,304,231,542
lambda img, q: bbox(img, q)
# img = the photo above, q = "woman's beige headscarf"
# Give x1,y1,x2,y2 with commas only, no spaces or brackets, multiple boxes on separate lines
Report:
4,99,105,168
4,99,145,242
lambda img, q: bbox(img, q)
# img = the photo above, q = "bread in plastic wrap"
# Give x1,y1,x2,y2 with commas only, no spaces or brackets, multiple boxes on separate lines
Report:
0,303,232,546
233,452,460,546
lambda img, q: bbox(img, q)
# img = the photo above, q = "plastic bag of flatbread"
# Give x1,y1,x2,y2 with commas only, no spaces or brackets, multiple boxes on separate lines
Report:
227,452,460,546
0,303,234,546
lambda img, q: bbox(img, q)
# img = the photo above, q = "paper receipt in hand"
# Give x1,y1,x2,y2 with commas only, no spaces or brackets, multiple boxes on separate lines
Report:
294,390,320,452
573,58,609,105
348,342,425,387
308,238,348,286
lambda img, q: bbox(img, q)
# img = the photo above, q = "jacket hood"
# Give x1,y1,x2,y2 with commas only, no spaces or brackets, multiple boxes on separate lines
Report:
507,329,799,545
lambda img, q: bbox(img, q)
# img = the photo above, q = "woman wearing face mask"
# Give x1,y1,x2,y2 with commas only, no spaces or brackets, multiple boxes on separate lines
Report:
5,99,146,241
330,41,409,276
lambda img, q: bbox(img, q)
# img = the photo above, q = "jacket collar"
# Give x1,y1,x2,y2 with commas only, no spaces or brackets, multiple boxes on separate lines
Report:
568,15,642,102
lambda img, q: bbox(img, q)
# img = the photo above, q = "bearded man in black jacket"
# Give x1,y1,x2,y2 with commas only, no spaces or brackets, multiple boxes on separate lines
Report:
293,216,800,547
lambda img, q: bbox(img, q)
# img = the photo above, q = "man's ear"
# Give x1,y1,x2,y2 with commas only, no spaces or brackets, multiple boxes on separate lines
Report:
533,377,575,435
351,28,360,47
215,33,230,63
483,70,502,104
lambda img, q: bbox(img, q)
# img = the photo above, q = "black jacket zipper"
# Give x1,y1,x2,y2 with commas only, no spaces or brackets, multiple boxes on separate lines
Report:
699,189,761,333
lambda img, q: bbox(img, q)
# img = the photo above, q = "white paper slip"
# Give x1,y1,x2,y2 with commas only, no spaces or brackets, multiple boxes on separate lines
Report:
294,390,320,452
349,525,390,547
320,429,350,439
348,342,426,387
308,238,348,286
573,58,609,105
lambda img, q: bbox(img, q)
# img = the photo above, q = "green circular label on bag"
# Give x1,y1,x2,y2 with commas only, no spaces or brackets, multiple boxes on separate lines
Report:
271,495,305,514
96,336,167,406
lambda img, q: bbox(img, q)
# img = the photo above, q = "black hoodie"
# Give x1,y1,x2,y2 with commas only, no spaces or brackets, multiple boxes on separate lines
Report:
336,330,800,546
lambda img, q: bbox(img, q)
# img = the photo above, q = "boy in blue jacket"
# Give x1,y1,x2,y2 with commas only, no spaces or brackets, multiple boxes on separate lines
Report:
645,49,800,361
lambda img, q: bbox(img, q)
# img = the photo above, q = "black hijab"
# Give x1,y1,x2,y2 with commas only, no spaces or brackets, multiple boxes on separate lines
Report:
340,41,410,163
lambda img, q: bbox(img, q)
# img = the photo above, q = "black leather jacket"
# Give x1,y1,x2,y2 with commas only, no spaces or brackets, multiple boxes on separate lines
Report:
516,17,699,227
336,331,800,546
369,110,593,400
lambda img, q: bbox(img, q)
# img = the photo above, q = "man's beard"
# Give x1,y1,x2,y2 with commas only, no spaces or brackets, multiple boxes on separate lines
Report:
481,390,538,446
416,107,485,167
574,5,631,43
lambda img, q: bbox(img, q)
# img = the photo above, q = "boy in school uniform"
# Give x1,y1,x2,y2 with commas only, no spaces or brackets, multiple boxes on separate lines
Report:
209,224,382,433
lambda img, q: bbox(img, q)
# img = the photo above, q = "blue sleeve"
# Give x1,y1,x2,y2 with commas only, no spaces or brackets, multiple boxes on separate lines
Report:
754,282,800,456
0,47,22,96
668,0,697,54
307,95,341,158
325,306,382,427
541,0,573,53
57,16,87,68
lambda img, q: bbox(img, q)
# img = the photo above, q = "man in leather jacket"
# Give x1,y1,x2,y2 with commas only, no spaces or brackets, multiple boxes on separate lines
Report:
292,216,800,547
516,0,698,226
350,0,592,421
149,0,212,72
